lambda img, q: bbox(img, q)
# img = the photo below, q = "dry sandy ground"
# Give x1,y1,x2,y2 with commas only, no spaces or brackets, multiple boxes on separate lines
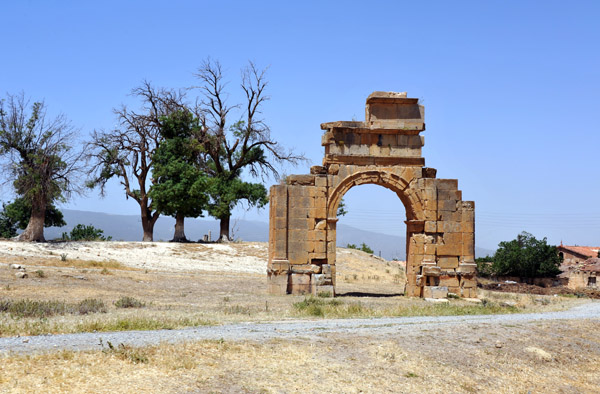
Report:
0,240,411,338
0,240,269,274
0,240,406,284
0,241,598,393
1,318,598,393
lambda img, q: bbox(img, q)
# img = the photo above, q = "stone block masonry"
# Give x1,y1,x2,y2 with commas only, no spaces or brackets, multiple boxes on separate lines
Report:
267,92,475,298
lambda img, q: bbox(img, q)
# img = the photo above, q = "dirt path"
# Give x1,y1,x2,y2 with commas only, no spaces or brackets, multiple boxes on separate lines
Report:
2,301,598,355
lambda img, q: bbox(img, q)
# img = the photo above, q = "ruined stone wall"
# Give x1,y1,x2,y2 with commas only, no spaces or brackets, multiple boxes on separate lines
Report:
267,92,476,298
566,271,598,290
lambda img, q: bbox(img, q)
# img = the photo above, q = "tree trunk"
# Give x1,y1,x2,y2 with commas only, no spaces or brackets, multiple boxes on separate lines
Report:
18,199,46,242
219,215,231,242
171,212,187,242
140,206,155,242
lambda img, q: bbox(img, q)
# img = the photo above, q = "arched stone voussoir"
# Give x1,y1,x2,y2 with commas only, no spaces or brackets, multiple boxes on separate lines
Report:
326,168,423,220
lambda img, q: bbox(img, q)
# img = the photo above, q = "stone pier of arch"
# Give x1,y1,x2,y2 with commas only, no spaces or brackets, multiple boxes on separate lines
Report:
267,92,476,299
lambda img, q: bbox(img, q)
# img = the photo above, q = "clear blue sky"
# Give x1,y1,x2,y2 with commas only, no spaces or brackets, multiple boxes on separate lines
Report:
1,1,599,250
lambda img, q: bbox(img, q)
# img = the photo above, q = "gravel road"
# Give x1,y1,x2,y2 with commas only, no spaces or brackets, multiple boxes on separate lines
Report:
2,301,599,355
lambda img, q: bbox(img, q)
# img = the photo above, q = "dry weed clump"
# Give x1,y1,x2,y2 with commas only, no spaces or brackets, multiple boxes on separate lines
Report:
101,340,149,364
0,298,106,319
114,296,145,309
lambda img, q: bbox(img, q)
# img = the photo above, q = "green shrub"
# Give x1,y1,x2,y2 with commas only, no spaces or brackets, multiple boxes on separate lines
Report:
475,257,494,277
0,298,107,318
115,296,145,309
0,299,68,318
62,224,112,241
346,242,374,254
77,298,107,315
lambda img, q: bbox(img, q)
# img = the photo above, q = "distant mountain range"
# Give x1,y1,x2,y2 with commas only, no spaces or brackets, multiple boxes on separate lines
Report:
46,209,494,260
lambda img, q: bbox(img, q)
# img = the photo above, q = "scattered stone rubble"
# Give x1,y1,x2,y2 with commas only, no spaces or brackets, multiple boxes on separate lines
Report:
267,92,476,298
9,263,28,278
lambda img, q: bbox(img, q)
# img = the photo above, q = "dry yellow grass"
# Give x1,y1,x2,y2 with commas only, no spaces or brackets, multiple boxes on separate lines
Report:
1,319,599,393
0,245,585,337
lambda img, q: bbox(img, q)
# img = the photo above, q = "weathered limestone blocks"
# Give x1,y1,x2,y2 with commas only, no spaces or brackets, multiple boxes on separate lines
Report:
267,91,476,299
423,286,448,299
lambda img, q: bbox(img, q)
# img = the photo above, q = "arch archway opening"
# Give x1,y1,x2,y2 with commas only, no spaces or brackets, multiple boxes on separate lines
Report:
333,184,407,296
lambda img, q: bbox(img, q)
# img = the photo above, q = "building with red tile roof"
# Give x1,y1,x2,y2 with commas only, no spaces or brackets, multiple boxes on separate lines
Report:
557,244,600,267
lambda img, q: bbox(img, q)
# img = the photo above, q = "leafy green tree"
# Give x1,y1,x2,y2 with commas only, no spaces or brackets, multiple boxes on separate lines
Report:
0,93,83,241
475,255,494,277
195,60,303,241
87,82,185,241
62,224,111,241
0,205,17,238
492,231,562,279
149,110,209,242
205,174,268,239
337,198,348,217
2,198,65,230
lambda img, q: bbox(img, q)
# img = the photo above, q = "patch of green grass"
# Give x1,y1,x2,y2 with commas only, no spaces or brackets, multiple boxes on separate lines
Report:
559,293,577,298
34,270,46,278
292,296,520,319
0,315,216,337
80,316,214,333
387,299,519,317
293,296,367,318
114,296,145,309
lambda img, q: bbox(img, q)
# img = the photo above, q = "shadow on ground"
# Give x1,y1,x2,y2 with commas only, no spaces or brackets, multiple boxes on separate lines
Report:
336,292,404,298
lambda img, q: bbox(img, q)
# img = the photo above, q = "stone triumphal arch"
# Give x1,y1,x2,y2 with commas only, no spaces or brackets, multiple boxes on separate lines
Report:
267,92,476,298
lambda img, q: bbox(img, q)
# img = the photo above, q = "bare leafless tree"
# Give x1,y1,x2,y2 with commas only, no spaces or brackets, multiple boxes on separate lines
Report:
194,60,305,241
0,93,85,241
86,82,185,241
